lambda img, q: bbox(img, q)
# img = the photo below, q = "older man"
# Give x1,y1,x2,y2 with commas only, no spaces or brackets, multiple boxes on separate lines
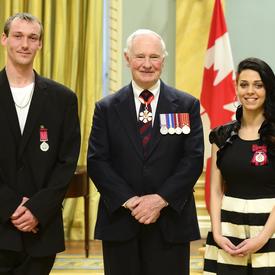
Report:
87,29,204,275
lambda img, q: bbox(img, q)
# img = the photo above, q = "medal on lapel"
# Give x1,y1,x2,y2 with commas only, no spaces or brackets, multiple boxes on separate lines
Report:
167,113,175,134
40,125,49,152
251,144,268,166
159,113,191,135
160,114,168,135
180,113,190,134
174,113,182,135
139,92,154,123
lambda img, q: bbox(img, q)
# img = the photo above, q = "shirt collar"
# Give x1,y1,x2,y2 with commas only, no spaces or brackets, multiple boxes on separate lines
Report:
132,80,160,100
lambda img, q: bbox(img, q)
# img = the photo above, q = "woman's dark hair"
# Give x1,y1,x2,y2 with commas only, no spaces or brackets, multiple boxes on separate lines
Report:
236,57,275,154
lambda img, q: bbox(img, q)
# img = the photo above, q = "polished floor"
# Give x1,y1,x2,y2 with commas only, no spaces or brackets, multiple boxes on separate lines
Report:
50,239,205,274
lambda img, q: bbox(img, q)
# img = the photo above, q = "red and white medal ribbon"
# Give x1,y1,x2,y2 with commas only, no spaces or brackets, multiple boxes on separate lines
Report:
139,94,154,123
40,126,49,152
251,144,268,166
174,113,182,135
179,113,190,134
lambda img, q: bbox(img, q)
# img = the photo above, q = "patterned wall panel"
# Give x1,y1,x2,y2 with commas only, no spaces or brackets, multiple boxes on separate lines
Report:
109,0,122,93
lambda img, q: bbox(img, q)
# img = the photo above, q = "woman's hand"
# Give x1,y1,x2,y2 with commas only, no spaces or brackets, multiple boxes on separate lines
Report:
233,235,268,256
214,234,238,255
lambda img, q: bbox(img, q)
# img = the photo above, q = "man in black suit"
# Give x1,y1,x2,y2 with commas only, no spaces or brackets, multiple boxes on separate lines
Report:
0,13,80,275
87,29,204,275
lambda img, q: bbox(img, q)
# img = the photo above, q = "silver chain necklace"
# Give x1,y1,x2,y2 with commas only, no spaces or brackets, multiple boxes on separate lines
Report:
13,85,34,109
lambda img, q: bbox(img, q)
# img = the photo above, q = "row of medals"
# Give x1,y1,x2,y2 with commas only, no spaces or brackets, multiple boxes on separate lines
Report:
139,109,190,135
160,125,190,135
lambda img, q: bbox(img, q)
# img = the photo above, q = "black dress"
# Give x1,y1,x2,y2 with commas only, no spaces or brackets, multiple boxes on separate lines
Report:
203,132,275,275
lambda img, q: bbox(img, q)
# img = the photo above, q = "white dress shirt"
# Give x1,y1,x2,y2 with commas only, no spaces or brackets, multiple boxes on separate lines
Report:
132,80,160,125
11,82,34,134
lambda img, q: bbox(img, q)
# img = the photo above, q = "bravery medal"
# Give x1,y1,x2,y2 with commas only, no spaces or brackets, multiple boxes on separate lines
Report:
255,153,265,163
40,126,49,152
160,114,168,135
40,142,49,152
251,144,268,166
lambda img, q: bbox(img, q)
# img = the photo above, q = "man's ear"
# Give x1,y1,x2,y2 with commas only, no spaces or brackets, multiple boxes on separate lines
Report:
1,32,7,47
124,52,130,67
38,39,43,50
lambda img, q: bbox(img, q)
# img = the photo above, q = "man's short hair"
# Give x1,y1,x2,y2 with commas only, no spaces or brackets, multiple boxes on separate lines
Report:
124,29,168,58
4,12,43,40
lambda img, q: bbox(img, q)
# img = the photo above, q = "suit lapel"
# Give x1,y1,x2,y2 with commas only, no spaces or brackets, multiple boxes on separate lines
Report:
18,73,47,158
0,69,21,144
146,81,179,159
114,85,143,159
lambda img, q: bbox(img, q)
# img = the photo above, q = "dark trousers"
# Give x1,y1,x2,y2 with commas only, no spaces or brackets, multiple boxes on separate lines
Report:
102,224,190,275
0,250,55,275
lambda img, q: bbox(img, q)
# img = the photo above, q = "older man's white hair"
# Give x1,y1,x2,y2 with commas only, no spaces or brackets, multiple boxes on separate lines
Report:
124,29,168,58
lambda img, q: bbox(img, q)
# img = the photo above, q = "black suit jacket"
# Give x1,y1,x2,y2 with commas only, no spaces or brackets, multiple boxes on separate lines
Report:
0,69,80,256
87,81,204,243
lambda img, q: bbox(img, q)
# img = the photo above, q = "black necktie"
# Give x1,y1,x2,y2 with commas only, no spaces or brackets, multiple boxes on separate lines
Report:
138,90,154,155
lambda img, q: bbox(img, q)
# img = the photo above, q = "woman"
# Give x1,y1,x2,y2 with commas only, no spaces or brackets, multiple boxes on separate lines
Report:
203,57,275,274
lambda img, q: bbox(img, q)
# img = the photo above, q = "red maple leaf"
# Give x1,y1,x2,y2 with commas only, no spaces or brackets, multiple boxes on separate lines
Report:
201,65,235,129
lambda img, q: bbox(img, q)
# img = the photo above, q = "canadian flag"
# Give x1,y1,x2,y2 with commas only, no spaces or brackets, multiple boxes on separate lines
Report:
200,0,236,211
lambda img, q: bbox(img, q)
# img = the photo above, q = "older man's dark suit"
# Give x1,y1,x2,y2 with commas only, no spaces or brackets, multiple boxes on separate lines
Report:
0,69,80,257
87,81,204,272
